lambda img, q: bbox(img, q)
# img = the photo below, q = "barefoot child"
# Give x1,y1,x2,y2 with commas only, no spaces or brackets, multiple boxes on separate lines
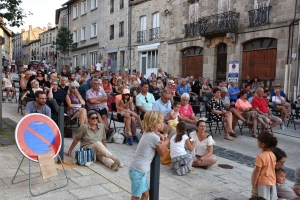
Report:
252,132,278,200
164,101,182,136
170,122,195,176
129,111,169,200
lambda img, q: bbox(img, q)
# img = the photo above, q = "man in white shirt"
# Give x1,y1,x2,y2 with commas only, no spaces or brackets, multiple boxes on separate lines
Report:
66,73,80,87
2,71,16,103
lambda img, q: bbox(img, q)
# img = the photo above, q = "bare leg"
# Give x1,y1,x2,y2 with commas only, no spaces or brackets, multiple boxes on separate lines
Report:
130,116,136,136
230,108,247,123
270,117,282,128
123,113,131,136
97,113,109,130
193,155,217,167
11,88,16,99
5,88,9,98
76,108,87,126
131,112,143,133
252,118,258,136
101,115,109,129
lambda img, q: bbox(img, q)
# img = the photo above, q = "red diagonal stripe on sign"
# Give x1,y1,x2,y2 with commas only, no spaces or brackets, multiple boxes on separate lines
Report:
26,126,54,147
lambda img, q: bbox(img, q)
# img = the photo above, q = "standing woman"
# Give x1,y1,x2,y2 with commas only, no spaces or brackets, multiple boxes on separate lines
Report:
36,70,46,88
65,82,87,126
190,120,217,169
208,88,236,140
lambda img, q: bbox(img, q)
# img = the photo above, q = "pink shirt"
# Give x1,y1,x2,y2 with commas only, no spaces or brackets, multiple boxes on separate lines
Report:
165,86,176,96
179,104,194,120
235,99,252,114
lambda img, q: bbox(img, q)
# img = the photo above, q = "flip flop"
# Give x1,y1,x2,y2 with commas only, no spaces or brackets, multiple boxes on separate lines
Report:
229,133,238,138
224,136,234,141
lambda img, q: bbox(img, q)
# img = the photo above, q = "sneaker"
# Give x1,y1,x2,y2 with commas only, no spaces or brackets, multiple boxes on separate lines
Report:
127,138,132,146
133,136,140,143
112,159,120,171
281,123,285,130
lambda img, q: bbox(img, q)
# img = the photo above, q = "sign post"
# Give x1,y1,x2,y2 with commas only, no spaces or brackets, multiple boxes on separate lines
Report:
149,151,160,200
228,61,239,82
57,106,64,163
0,36,3,130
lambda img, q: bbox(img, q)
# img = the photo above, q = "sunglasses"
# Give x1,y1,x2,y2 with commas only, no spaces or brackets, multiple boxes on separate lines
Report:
124,94,130,96
91,117,98,120
145,97,148,103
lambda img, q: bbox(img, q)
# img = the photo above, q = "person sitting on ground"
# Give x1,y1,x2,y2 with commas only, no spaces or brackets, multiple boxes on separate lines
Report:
252,87,283,129
170,122,195,176
2,71,16,103
129,111,169,200
190,120,217,169
164,101,182,136
235,90,270,138
116,88,143,145
66,82,87,126
272,89,292,123
66,110,121,171
24,91,51,117
276,168,299,199
208,88,236,140
179,93,198,131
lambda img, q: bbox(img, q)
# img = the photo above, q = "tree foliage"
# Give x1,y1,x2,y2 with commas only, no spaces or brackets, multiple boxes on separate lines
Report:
55,27,78,55
0,0,28,27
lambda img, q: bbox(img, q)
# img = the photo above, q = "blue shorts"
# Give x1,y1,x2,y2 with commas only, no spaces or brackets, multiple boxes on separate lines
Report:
129,168,148,197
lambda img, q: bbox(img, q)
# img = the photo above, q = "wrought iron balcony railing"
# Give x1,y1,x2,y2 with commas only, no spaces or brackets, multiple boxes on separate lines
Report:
149,27,159,41
184,22,200,38
137,30,147,43
248,6,270,27
199,11,239,37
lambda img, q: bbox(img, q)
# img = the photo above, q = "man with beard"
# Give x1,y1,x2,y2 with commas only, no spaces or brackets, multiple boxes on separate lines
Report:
24,91,51,117
66,73,79,87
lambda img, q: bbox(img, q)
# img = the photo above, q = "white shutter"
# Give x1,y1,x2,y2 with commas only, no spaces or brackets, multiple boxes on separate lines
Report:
153,13,159,28
140,16,147,31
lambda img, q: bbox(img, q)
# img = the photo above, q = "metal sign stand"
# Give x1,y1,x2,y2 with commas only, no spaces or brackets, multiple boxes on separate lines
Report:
11,154,68,196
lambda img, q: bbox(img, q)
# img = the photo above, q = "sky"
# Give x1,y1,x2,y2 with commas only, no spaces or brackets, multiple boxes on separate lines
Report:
7,0,65,33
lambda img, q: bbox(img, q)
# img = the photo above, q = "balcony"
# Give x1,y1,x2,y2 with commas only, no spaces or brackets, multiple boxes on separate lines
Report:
184,22,200,38
137,30,147,43
248,6,270,27
149,27,160,41
199,11,239,37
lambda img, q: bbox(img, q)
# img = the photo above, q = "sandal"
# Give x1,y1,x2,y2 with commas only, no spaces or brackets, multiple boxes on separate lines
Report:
224,135,234,141
228,131,238,138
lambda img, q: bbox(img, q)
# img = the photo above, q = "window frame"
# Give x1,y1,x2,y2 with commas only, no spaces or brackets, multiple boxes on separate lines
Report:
119,21,124,37
91,22,97,38
81,0,87,15
91,0,98,10
73,30,78,42
81,27,86,41
73,4,78,19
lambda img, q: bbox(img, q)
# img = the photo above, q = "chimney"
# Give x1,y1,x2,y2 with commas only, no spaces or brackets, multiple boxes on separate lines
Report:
29,25,32,30
21,29,25,33
43,27,46,31
47,23,52,30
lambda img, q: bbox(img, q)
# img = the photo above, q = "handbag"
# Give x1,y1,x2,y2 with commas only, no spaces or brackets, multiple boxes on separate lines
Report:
73,147,96,166
112,129,126,144
161,147,171,165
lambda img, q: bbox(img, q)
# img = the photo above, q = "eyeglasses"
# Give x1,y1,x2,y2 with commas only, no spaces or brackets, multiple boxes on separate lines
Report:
277,160,285,164
91,117,98,120
71,87,78,89
145,97,148,103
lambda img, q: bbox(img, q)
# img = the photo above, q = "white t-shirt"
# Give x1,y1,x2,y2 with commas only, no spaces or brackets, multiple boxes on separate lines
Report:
170,134,189,158
272,96,284,103
190,131,215,156
96,63,102,71
3,77,12,88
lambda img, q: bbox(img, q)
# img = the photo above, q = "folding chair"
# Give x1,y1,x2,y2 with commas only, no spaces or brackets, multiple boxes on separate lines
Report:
108,102,126,133
287,103,300,130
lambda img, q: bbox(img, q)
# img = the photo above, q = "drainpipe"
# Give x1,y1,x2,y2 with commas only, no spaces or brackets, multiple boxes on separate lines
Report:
297,17,300,99
128,0,132,73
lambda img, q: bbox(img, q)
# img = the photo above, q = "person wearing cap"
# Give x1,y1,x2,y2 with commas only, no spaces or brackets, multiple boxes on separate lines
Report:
165,80,176,97
136,82,156,120
66,110,121,171
271,84,287,99
116,88,143,145
86,78,114,136
176,79,191,96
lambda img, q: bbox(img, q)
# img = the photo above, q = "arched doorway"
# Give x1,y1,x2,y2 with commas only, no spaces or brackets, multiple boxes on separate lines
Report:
182,47,204,78
242,38,277,80
217,43,227,80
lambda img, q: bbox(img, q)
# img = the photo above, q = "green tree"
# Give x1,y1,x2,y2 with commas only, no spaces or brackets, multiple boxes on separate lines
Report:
55,27,78,55
0,0,29,27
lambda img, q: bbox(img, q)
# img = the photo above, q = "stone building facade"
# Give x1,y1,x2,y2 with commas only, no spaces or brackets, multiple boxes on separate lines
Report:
40,24,56,65
0,26,12,63
62,0,105,71
12,33,22,65
129,0,300,100
102,0,129,74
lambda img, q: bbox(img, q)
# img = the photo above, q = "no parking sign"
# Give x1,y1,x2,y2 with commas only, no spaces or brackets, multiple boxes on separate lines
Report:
15,114,62,162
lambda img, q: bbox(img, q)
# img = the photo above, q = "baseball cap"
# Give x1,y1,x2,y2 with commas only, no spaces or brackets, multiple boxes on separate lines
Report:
274,83,281,87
